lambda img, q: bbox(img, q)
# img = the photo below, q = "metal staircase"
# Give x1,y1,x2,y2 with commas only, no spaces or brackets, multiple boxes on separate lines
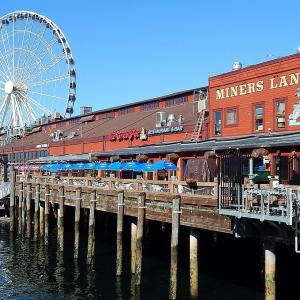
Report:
191,110,206,142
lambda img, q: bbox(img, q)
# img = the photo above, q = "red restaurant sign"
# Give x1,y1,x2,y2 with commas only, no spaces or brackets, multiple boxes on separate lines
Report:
107,129,140,141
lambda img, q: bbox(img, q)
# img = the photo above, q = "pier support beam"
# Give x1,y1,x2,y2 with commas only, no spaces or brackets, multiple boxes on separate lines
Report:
116,191,124,276
9,167,16,232
87,190,96,264
169,195,181,300
265,240,276,300
26,183,32,238
34,185,40,241
57,186,64,251
135,192,145,286
190,228,198,299
40,201,44,239
22,184,26,234
18,182,23,235
44,185,50,245
131,219,137,274
74,187,82,259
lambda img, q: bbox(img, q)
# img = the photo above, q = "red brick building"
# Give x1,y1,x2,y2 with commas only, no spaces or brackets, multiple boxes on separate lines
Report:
0,87,208,168
209,53,300,138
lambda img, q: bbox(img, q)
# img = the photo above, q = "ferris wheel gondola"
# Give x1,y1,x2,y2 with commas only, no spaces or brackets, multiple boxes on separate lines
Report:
0,10,76,133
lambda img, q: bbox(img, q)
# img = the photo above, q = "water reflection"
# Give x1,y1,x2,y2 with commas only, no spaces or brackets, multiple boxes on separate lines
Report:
0,223,265,300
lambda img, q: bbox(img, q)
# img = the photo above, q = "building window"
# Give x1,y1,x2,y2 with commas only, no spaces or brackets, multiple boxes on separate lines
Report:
140,101,160,111
225,108,238,126
254,104,264,131
214,111,222,135
70,118,80,125
57,121,65,128
165,96,188,107
118,107,135,115
275,100,286,129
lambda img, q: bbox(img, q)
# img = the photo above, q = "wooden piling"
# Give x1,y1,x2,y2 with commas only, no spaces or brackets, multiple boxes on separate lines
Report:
87,190,96,264
34,185,40,241
74,187,82,259
9,167,16,232
116,191,124,276
135,192,146,286
131,219,137,274
44,185,50,245
169,195,181,300
265,240,276,300
21,184,26,234
18,182,23,235
26,183,32,238
57,186,64,251
40,200,44,239
190,228,198,299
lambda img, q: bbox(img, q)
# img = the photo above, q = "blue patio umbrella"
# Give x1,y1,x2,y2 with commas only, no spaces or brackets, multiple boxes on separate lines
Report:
49,163,65,173
60,163,73,170
85,162,96,170
152,160,177,171
94,162,110,170
138,162,156,172
40,164,52,171
123,161,142,171
71,162,87,170
109,161,124,171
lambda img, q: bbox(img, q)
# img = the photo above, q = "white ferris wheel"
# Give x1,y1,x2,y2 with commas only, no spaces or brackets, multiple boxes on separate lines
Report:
0,10,76,132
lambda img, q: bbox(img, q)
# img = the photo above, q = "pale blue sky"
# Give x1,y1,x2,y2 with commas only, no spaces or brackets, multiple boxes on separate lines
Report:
2,1,300,115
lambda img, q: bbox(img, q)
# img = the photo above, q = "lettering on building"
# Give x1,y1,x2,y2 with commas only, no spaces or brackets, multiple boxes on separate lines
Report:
216,72,300,100
147,126,184,136
36,143,48,148
108,129,140,142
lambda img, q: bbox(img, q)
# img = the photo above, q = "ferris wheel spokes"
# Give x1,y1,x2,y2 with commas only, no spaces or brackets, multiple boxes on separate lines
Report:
0,11,76,132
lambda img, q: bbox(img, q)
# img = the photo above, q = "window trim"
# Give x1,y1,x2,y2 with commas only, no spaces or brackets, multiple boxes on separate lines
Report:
253,102,265,133
273,97,287,131
224,106,238,127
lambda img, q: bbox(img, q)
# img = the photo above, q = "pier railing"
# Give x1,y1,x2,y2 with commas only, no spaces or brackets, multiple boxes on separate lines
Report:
13,173,232,233
219,184,300,225
16,174,217,198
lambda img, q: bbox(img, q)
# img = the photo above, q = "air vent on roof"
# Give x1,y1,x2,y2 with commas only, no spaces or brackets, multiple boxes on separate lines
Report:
52,130,63,141
156,112,167,127
53,112,62,119
67,131,77,139
167,114,176,126
80,114,95,123
232,61,242,70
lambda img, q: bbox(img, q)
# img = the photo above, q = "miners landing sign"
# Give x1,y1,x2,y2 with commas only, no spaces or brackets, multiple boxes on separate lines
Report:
215,72,300,100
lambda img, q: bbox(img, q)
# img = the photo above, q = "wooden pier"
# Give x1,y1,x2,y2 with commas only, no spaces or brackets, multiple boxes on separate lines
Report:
7,172,284,300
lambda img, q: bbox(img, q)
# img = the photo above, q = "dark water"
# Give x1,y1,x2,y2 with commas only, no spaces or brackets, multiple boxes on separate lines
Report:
0,212,293,300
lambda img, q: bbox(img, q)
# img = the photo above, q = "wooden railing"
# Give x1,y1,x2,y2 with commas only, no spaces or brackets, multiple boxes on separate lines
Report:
16,174,218,198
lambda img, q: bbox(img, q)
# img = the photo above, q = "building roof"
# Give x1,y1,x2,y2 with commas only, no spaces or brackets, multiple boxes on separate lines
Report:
42,86,206,127
2,102,197,151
